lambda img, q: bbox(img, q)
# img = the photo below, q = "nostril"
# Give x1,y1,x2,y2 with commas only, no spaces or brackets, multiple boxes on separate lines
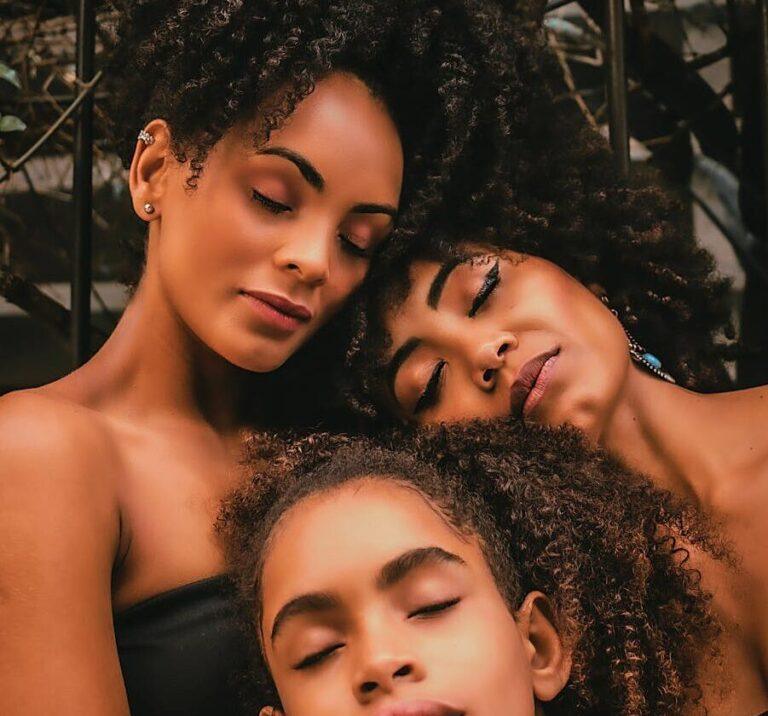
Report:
360,681,377,694
394,664,412,678
497,342,509,356
483,368,495,383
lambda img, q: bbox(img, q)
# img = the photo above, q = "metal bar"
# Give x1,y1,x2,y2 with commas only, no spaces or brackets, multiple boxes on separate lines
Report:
71,0,95,367
759,0,768,246
605,0,630,177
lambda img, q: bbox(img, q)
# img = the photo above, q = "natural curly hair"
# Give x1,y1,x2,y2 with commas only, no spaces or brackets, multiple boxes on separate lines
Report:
219,419,723,714
344,96,736,423
103,0,551,287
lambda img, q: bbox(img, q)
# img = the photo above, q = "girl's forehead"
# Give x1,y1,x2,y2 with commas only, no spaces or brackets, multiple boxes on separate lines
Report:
259,478,484,598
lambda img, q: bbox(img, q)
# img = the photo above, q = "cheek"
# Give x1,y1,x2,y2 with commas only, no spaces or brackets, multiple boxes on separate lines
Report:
420,600,535,712
318,260,368,315
458,608,533,698
275,666,353,716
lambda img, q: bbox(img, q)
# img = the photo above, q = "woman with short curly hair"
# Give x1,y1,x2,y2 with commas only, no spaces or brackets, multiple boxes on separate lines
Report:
220,422,728,714
0,2,553,714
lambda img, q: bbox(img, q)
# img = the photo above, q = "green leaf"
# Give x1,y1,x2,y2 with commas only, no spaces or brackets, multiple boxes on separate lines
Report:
0,62,20,89
0,115,27,132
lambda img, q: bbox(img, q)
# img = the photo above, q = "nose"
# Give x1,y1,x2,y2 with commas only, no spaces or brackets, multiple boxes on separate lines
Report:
354,652,425,703
273,224,332,287
471,334,517,389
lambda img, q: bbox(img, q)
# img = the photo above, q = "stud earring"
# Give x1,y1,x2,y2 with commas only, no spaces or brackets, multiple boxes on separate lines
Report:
600,295,675,384
143,202,155,215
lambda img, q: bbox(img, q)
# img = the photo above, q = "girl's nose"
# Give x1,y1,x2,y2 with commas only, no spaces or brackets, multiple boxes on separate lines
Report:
473,334,517,389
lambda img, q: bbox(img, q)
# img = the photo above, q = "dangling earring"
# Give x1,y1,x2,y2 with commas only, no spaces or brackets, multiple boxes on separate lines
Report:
600,295,676,384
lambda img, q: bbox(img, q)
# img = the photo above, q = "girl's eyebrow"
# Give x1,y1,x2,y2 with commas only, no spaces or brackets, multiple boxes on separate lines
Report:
271,592,339,643
270,546,466,642
427,256,463,309
376,546,466,589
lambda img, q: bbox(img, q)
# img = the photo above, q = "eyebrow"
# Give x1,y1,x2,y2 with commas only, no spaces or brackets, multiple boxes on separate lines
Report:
257,146,324,191
427,256,463,309
269,546,465,643
256,150,398,218
270,592,339,643
376,546,466,589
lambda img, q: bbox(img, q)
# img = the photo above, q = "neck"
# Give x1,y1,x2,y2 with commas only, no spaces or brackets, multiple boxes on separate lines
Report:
599,366,768,505
63,255,252,435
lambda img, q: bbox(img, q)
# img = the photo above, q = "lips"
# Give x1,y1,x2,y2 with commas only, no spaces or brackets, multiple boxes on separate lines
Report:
240,290,312,322
509,346,560,419
371,700,464,716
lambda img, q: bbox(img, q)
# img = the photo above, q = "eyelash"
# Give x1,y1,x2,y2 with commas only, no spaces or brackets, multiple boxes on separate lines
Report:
293,642,344,671
292,598,460,670
251,189,370,259
468,259,500,317
252,188,291,214
408,597,461,619
413,260,501,414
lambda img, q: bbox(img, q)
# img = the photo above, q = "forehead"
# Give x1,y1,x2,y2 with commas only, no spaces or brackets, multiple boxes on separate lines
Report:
227,73,404,195
260,479,483,613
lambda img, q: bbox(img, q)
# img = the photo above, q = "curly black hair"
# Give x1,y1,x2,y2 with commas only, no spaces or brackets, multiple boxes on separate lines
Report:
219,419,723,714
344,96,736,423
103,0,552,288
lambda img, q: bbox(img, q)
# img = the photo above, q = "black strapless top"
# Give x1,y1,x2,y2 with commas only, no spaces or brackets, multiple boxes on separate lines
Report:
114,575,251,716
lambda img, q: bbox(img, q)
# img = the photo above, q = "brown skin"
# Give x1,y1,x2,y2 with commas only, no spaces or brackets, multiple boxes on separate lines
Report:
384,249,768,714
258,478,570,716
0,73,403,715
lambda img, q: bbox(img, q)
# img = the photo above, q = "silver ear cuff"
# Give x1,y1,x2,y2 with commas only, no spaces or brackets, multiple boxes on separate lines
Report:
138,129,155,145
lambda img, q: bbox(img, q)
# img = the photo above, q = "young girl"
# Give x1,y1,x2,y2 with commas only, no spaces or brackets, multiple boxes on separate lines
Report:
220,422,727,714
0,3,549,713
348,240,768,712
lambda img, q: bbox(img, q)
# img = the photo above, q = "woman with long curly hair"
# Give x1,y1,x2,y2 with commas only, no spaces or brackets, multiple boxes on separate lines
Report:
347,220,768,710
220,422,728,714
0,2,552,714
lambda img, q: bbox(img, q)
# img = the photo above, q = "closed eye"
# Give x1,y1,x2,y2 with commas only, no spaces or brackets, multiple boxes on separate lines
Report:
252,188,292,214
339,232,371,259
414,359,446,415
293,642,344,670
468,259,500,317
408,597,461,619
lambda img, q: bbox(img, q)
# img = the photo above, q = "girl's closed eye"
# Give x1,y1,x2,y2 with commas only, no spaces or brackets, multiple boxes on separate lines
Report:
408,597,461,619
293,642,345,671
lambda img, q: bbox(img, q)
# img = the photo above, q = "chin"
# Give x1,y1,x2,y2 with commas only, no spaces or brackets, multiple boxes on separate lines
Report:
211,335,296,373
539,394,605,443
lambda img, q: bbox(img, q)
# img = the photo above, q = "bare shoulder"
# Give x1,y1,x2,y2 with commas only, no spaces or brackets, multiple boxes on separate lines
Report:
0,389,129,713
0,388,119,466
0,389,122,528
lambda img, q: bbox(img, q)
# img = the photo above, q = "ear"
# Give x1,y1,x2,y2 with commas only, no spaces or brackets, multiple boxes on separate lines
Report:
515,591,571,703
258,707,285,716
128,118,173,222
